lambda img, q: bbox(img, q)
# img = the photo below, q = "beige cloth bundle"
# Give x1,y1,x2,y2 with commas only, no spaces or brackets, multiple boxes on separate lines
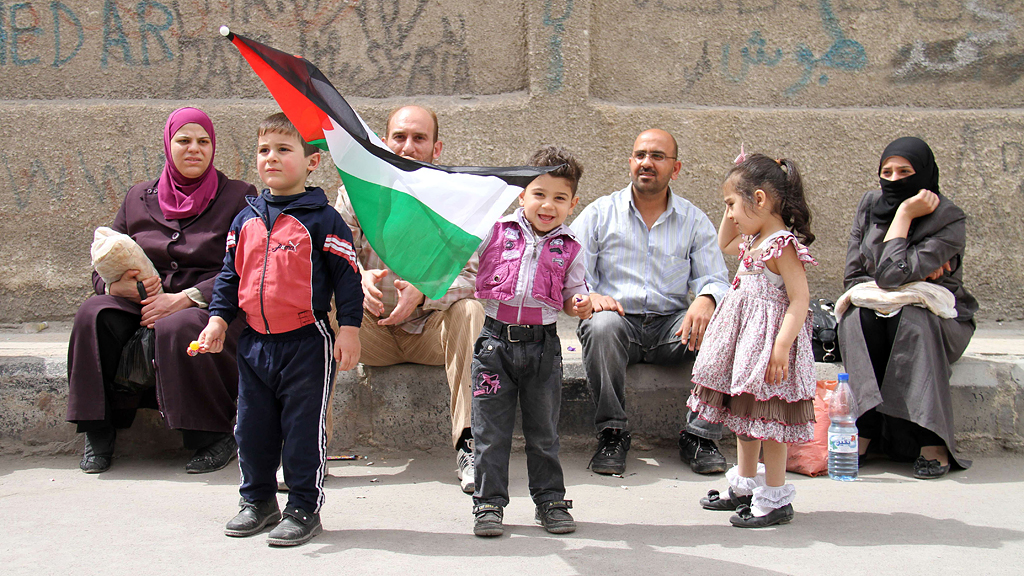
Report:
91,227,163,292
835,280,956,319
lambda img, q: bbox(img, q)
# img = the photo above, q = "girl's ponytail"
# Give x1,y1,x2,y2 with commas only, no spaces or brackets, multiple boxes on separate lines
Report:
727,154,814,246
779,158,814,246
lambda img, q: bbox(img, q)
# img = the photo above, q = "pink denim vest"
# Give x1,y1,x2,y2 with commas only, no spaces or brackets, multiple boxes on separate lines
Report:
475,220,582,310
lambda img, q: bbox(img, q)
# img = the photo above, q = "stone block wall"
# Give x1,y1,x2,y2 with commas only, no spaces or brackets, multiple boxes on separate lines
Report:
1,0,1021,320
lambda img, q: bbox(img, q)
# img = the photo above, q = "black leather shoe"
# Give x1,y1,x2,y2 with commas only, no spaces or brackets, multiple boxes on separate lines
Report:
589,429,630,475
535,500,576,534
80,428,116,474
185,434,237,474
225,498,282,537
913,456,950,479
678,432,727,474
700,487,752,511
267,506,322,547
730,504,794,528
473,503,504,537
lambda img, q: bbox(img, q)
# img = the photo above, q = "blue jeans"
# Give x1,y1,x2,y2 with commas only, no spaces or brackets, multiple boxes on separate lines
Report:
472,318,564,508
577,310,722,440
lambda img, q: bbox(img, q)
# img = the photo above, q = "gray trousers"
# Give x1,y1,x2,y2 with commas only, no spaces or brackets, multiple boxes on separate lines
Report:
471,319,564,508
577,310,723,440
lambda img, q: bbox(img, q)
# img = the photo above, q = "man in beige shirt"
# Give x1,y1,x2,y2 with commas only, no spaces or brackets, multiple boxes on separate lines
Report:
335,105,483,494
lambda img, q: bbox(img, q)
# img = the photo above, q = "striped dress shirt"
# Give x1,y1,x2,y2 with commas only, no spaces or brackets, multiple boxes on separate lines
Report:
570,184,730,315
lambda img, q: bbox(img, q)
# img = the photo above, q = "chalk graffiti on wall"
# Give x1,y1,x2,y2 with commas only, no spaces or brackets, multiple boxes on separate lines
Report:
631,0,724,14
0,0,489,97
958,121,1024,201
892,1,1023,85
0,132,263,213
543,0,572,92
720,0,866,96
355,0,471,96
607,0,1022,101
0,145,159,212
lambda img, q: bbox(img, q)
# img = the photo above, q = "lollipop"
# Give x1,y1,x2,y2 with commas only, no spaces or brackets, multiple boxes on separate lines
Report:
187,341,200,356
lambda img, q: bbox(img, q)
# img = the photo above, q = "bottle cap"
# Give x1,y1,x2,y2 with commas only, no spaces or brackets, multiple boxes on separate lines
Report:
838,373,849,382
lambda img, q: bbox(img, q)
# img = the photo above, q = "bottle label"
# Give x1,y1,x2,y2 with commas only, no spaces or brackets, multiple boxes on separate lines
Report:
828,431,858,453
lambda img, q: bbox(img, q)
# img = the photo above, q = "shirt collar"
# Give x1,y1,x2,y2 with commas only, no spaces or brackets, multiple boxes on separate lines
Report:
619,184,679,222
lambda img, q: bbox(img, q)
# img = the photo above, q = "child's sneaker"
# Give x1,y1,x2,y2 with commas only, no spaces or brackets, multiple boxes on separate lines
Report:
457,442,475,494
535,500,576,534
473,503,504,537
267,505,322,546
225,498,282,537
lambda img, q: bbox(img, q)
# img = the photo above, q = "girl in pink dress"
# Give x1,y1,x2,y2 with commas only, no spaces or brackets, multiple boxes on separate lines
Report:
687,153,816,528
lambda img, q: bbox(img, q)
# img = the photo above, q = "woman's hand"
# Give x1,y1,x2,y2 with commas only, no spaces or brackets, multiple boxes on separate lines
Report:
884,189,940,242
897,189,940,220
925,260,953,281
108,270,161,303
140,292,195,327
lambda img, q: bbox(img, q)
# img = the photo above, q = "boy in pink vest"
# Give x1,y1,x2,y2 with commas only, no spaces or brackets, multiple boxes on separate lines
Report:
470,146,593,537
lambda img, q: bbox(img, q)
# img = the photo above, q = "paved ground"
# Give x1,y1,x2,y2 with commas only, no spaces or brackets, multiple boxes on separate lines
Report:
4,447,1023,576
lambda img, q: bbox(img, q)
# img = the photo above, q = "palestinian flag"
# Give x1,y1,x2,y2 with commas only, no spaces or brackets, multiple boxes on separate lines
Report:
222,26,551,300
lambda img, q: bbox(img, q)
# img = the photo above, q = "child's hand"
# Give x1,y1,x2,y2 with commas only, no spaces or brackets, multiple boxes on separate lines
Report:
764,342,791,385
334,326,361,371
573,294,593,319
197,316,229,354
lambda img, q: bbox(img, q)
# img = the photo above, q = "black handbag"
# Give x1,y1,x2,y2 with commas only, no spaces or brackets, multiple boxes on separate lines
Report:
809,298,841,363
112,281,157,394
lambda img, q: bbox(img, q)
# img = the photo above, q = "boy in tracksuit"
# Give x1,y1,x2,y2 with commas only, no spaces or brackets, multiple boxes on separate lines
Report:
197,113,362,547
470,146,594,537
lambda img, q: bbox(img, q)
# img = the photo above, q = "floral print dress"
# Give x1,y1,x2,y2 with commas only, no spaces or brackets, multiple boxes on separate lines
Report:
687,230,817,443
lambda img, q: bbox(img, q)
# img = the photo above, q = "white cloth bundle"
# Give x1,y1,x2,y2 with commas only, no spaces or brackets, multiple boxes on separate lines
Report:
91,227,162,291
835,280,956,319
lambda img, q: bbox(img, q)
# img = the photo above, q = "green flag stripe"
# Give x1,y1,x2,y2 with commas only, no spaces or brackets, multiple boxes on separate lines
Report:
339,168,480,301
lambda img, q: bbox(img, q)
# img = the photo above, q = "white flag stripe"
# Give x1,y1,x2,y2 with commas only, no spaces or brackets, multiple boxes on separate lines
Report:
323,118,521,240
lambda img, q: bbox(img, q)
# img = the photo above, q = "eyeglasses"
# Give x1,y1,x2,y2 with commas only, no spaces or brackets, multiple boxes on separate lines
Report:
631,150,677,162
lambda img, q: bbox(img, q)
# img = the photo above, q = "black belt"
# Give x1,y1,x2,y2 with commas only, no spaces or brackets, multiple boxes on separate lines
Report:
485,317,553,343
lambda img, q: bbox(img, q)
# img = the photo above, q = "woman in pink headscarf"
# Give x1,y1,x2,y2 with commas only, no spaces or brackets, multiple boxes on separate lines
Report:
67,108,256,474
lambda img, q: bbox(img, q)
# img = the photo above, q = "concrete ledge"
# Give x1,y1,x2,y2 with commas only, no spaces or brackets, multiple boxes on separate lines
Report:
2,335,1021,456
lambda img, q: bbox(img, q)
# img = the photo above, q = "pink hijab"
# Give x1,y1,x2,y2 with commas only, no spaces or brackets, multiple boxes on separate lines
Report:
157,108,219,220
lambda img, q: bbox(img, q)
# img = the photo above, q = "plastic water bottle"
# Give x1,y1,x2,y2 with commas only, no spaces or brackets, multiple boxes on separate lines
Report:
827,373,859,481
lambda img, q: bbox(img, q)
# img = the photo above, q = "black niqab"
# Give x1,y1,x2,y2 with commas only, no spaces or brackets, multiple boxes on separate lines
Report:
871,136,940,224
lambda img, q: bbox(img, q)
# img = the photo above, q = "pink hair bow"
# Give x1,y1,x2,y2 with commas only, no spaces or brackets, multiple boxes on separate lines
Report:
734,143,747,165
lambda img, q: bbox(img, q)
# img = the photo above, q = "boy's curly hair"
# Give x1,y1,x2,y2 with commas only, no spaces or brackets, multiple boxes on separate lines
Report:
528,145,584,196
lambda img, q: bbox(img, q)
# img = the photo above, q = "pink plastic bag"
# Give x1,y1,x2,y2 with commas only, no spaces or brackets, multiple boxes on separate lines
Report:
786,380,836,477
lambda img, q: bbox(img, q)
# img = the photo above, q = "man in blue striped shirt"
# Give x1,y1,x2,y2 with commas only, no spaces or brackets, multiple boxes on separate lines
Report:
570,129,731,476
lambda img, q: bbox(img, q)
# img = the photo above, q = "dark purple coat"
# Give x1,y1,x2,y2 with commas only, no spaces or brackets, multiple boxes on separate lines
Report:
67,171,256,432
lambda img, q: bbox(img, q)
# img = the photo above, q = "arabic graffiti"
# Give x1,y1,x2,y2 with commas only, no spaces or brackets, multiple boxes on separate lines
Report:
787,0,866,96
721,30,783,83
719,0,866,96
892,1,1023,86
542,0,573,93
